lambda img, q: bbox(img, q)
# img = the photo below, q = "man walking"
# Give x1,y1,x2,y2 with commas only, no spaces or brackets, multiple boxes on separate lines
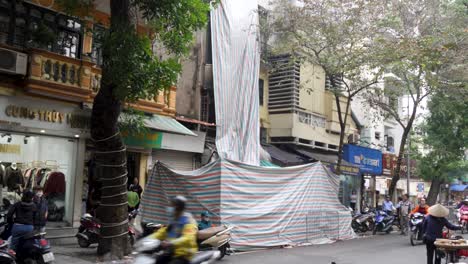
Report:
399,194,412,235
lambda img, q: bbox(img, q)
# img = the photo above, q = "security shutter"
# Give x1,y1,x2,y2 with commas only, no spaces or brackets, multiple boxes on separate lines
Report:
152,149,195,171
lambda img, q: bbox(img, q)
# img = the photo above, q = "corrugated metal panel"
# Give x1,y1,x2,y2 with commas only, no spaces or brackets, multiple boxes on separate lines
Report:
152,149,195,171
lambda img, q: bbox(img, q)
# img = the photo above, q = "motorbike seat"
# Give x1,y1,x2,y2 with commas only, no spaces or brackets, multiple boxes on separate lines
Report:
197,226,226,240
22,232,45,240
190,250,219,264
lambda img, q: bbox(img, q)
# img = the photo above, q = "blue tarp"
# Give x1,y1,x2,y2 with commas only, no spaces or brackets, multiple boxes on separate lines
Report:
450,184,468,192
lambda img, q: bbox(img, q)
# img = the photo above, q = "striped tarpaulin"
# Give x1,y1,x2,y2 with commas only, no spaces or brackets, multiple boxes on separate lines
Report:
141,160,356,248
210,0,261,165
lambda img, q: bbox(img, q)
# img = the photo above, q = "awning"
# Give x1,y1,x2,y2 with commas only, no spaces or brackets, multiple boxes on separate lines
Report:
295,148,361,176
260,160,280,168
450,184,468,192
262,145,306,166
144,115,197,136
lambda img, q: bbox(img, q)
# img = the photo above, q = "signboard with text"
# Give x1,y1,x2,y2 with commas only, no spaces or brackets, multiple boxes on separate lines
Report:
343,144,382,175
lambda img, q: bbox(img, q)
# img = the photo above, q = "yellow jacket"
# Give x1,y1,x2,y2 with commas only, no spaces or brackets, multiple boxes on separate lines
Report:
151,213,198,260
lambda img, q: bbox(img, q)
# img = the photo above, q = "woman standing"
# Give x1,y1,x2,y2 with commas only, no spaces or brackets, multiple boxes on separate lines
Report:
422,204,460,264
6,191,37,252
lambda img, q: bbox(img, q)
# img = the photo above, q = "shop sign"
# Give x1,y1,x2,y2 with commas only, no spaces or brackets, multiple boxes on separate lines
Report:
343,144,382,175
417,183,425,192
122,131,163,149
325,162,361,176
4,105,90,129
382,153,417,176
0,144,20,154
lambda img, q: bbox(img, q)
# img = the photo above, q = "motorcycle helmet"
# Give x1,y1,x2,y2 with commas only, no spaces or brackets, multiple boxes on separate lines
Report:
201,211,210,217
171,195,187,211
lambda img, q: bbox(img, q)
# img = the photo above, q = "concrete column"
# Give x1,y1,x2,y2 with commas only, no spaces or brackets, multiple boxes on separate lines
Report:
71,138,86,227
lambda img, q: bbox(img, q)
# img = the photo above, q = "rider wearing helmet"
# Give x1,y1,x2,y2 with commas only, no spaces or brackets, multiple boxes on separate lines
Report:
411,198,429,216
198,211,213,231
151,196,198,264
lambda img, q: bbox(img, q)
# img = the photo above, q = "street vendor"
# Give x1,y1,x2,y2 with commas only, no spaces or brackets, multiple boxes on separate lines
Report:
422,204,461,264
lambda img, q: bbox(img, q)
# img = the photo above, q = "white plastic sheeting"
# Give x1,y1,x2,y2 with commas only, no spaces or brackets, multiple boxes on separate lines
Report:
211,0,261,165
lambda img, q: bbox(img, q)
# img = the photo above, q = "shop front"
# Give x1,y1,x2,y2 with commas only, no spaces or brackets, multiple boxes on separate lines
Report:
0,95,89,227
343,144,382,209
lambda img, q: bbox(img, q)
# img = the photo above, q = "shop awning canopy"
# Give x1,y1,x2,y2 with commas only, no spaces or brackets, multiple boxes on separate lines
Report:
295,149,357,167
144,115,197,136
260,160,280,168
262,145,306,166
450,184,468,192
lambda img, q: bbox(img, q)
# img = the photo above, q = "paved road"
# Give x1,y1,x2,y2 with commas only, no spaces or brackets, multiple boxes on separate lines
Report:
54,233,430,263
223,233,427,264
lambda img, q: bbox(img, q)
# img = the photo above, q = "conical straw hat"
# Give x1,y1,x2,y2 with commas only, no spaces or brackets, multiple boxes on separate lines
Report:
428,204,449,218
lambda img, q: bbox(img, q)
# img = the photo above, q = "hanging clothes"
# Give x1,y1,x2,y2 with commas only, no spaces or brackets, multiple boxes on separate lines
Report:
44,172,65,196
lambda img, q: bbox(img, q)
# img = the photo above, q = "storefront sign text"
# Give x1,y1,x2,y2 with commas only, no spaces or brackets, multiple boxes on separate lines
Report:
0,144,20,154
5,105,90,129
343,144,383,175
326,163,361,176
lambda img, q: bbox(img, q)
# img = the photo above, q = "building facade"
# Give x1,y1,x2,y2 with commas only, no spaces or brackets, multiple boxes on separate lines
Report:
0,0,194,227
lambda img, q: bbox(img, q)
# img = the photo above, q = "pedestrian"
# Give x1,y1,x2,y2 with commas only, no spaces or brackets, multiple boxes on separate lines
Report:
33,187,48,232
349,190,357,211
129,177,143,209
198,211,213,231
398,194,412,235
382,195,395,215
422,204,461,264
6,191,37,252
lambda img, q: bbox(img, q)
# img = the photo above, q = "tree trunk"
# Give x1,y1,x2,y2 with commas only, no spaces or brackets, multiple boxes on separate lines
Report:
388,127,409,199
334,93,350,175
91,0,131,259
427,178,442,206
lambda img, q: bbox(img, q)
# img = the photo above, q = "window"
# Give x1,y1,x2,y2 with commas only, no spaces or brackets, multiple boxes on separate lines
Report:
375,132,381,141
260,128,267,144
259,79,264,105
0,2,82,58
386,136,394,150
91,24,105,66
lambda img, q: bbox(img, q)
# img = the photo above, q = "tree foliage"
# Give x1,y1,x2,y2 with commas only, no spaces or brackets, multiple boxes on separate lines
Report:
268,0,386,172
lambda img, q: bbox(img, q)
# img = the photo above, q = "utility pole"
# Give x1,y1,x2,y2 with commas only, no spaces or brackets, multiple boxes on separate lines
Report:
406,95,411,197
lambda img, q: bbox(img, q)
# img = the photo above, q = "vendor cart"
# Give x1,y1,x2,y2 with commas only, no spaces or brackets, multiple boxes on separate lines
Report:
435,238,468,263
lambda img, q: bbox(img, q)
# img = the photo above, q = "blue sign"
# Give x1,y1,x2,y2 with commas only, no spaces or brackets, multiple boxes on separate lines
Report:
343,144,382,175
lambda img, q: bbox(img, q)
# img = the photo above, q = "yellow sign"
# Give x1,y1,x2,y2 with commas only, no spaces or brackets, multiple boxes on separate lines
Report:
0,144,20,154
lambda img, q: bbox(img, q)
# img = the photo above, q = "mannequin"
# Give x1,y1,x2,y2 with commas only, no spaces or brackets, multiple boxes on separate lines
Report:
6,163,23,192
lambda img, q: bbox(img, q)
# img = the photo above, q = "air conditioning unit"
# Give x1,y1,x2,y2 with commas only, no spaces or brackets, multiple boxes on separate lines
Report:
0,48,28,75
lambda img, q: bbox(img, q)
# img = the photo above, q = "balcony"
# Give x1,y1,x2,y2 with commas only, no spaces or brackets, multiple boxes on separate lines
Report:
24,49,176,116
26,49,98,102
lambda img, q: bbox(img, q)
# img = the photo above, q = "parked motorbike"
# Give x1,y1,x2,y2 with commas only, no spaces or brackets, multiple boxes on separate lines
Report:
15,232,55,264
352,211,375,233
458,208,468,234
373,210,395,235
0,239,16,264
76,210,137,248
197,225,233,260
409,212,425,246
133,236,220,264
139,222,163,239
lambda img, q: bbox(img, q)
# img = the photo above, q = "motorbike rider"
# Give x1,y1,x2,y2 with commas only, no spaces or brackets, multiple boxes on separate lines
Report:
6,190,37,252
198,211,213,231
411,198,429,216
151,196,198,264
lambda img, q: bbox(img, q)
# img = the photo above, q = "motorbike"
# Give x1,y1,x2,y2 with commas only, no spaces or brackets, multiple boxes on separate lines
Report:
133,236,220,264
139,222,163,239
15,232,55,264
197,226,233,260
351,209,375,234
373,210,395,235
409,212,425,246
0,239,16,264
76,210,137,248
458,208,468,234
